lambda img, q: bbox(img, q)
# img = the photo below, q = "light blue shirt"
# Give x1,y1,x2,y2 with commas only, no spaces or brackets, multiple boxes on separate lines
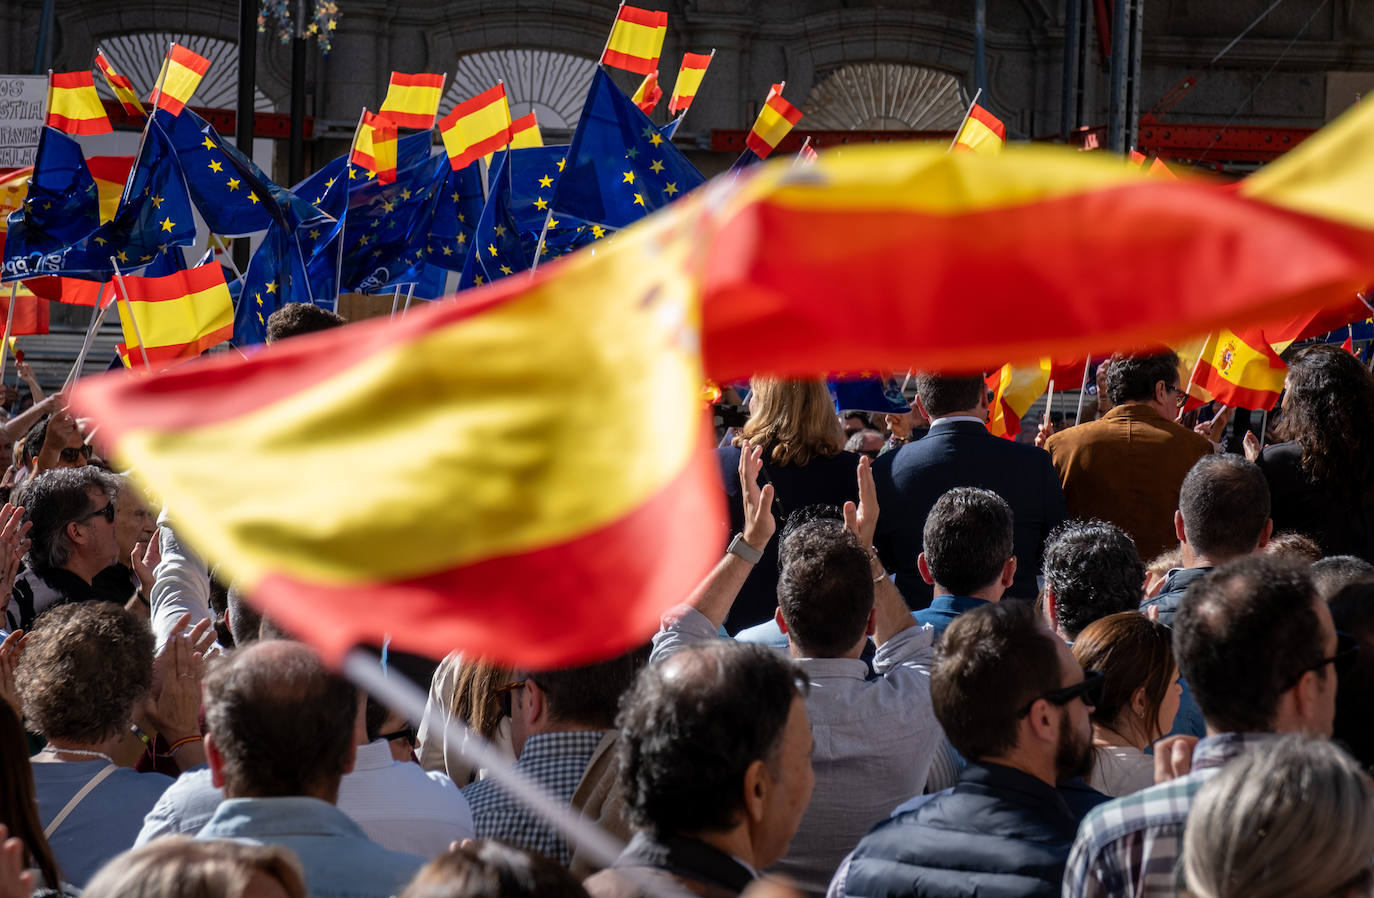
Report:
197,796,424,898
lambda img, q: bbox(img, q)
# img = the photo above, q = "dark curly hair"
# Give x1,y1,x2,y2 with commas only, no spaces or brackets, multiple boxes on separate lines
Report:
16,602,153,744
1106,350,1180,405
1042,520,1144,639
922,487,1014,595
265,303,345,343
1274,344,1374,497
616,641,807,836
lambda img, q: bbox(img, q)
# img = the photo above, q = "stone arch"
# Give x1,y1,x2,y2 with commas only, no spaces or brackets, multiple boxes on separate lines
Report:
803,62,969,130
94,31,276,111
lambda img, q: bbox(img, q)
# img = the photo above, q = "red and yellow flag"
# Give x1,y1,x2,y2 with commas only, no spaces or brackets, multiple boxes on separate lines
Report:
508,111,543,150
745,83,802,159
151,43,211,116
73,210,718,668
953,103,1006,155
985,358,1084,439
94,49,146,120
351,110,399,184
88,155,135,224
26,276,107,307
438,84,512,170
1185,326,1287,411
631,70,662,115
379,72,444,130
0,167,29,226
668,52,712,116
601,5,668,75
46,71,112,136
113,262,233,372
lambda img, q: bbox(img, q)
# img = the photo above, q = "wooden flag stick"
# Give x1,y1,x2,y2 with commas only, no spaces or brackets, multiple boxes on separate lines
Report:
948,87,983,152
110,256,152,370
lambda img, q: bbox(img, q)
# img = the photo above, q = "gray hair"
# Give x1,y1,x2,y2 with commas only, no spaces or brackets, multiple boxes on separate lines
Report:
1183,736,1374,898
23,466,119,571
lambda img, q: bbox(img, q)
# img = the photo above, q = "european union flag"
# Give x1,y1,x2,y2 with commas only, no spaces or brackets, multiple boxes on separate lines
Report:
549,68,705,233
158,108,326,240
424,161,483,272
297,155,351,306
829,377,911,415
235,221,311,346
466,150,532,287
729,147,765,172
1,128,101,281
339,142,446,294
496,146,602,263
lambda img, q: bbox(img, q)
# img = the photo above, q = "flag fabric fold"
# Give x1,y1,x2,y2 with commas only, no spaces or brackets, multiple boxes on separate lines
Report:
668,52,712,116
351,111,399,185
46,71,113,136
745,83,802,160
1184,327,1287,412
439,84,513,171
95,49,147,120
507,112,543,150
601,5,668,75
151,44,211,116
631,71,662,115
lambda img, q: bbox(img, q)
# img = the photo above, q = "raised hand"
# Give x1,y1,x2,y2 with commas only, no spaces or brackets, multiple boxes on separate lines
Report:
843,454,879,550
739,444,775,552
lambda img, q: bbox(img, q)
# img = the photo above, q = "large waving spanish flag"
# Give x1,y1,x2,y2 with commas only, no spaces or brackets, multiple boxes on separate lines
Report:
151,44,211,116
70,95,1374,668
1184,326,1287,412
74,212,718,668
600,5,668,76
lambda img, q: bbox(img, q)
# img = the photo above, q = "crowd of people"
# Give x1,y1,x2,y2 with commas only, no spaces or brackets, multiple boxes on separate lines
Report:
0,308,1372,898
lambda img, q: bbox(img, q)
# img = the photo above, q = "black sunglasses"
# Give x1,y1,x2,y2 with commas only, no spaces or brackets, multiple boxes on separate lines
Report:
76,499,115,524
1019,669,1105,717
495,680,527,718
378,725,418,747
59,445,93,464
1284,632,1360,690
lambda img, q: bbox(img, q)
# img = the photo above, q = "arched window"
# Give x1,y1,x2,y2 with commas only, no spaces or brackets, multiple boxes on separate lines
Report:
443,49,597,130
803,63,968,130
94,32,276,111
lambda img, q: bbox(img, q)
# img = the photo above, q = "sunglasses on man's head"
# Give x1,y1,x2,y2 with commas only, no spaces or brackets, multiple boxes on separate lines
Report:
76,499,115,525
59,445,93,464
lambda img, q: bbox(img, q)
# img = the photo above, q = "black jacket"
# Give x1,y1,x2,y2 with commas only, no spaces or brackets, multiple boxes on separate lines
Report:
1257,440,1374,562
872,421,1067,609
843,762,1087,898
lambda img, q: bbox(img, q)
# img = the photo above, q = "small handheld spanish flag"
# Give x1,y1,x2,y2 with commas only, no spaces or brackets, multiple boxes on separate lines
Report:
1184,326,1287,412
94,49,146,120
438,83,512,170
150,43,211,117
379,72,445,130
351,110,399,184
508,111,543,149
668,52,712,116
600,4,668,76
45,71,112,136
114,262,234,372
953,103,1006,155
745,83,802,160
631,70,662,116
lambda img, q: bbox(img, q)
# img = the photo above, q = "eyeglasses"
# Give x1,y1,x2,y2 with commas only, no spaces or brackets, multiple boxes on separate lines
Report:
1018,669,1105,717
1284,632,1360,690
495,680,527,718
1167,384,1187,409
377,725,418,747
76,499,115,524
58,445,93,464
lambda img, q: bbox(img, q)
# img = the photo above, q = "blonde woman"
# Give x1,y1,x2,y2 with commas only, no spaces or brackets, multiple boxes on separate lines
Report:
719,377,859,633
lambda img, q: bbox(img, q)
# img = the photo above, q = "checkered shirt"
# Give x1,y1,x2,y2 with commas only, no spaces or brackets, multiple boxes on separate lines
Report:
461,729,606,867
1062,733,1278,898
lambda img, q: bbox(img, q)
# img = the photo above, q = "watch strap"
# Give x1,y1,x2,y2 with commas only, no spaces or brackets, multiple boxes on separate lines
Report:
727,533,763,565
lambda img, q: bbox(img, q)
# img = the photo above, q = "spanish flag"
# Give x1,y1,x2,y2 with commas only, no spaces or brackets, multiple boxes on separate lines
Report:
631,70,662,115
151,43,211,116
745,83,802,159
600,5,668,76
95,49,146,120
379,72,445,130
88,155,135,224
72,209,719,668
46,71,112,136
1185,327,1287,411
113,262,234,372
985,358,1084,439
351,110,399,184
668,52,712,116
508,111,543,149
953,103,1006,155
438,84,511,170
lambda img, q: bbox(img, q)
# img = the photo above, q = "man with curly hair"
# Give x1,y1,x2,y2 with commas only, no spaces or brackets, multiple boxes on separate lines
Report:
1040,520,1145,642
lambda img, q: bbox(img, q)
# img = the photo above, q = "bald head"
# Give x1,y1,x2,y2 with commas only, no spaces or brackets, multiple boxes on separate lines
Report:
203,640,357,801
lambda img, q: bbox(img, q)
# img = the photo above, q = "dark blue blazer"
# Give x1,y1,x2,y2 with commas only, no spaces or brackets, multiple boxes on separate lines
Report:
872,420,1068,608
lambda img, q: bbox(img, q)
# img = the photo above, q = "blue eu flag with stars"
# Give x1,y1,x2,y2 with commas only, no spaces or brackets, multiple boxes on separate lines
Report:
1,128,101,281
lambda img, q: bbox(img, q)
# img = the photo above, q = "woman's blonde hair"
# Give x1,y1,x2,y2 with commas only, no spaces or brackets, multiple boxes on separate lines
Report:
1183,736,1374,898
735,376,844,467
82,837,306,898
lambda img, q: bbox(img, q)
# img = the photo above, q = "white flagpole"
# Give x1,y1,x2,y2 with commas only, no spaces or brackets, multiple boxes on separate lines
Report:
948,87,984,152
0,283,16,390
1043,379,1055,428
110,256,152,370
1073,357,1092,424
389,285,402,317
401,282,416,316
64,281,113,391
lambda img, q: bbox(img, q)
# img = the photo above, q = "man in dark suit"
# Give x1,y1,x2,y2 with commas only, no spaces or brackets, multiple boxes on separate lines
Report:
873,373,1068,610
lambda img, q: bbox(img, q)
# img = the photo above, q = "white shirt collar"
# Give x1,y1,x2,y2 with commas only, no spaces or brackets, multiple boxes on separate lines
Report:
930,415,987,427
